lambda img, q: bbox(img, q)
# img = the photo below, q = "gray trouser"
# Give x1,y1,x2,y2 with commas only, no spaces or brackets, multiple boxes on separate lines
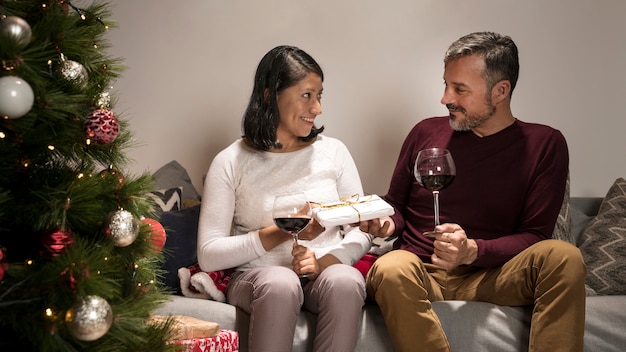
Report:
228,264,366,352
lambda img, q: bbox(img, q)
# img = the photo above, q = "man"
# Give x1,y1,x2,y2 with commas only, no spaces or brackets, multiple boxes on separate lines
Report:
361,31,586,352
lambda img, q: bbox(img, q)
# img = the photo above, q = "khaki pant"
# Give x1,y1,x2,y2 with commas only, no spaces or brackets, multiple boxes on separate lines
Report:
366,239,586,352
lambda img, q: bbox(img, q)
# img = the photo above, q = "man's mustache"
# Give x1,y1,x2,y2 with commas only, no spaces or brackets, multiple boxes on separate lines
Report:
446,104,465,114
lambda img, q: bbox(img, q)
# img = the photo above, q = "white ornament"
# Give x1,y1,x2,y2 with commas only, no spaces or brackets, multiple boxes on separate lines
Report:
0,76,34,119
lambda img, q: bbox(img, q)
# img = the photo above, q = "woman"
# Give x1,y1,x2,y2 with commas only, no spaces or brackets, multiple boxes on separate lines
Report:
197,45,372,352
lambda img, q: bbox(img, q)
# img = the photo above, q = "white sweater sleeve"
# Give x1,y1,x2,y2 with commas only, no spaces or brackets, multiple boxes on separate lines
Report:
197,145,267,272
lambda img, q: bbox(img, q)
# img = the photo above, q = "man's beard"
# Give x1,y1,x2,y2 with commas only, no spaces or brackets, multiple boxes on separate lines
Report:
447,101,496,131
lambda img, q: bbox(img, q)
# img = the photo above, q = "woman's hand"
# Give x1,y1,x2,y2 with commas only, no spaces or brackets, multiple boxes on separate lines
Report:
296,218,325,241
292,243,319,277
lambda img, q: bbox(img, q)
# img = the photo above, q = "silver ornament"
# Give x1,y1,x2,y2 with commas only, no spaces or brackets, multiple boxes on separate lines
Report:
65,295,113,341
95,91,112,109
106,209,139,247
56,55,89,89
0,16,32,50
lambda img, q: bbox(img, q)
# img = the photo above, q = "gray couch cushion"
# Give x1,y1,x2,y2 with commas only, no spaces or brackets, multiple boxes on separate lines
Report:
584,295,626,352
434,301,531,352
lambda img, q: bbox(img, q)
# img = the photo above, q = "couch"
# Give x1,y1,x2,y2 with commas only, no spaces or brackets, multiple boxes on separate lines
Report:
150,162,626,351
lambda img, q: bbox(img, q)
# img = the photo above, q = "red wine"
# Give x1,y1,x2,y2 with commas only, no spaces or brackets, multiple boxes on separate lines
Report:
274,217,311,233
418,174,455,191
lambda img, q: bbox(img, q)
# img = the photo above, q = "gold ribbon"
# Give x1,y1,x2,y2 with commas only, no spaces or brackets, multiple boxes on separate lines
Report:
312,194,376,223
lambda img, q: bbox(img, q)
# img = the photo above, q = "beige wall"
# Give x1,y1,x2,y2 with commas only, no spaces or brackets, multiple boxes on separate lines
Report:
107,0,626,198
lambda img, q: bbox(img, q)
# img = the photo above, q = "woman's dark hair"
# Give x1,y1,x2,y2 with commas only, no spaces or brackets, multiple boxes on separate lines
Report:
242,45,325,151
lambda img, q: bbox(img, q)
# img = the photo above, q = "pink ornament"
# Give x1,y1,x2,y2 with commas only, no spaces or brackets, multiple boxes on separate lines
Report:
0,247,7,282
84,109,119,144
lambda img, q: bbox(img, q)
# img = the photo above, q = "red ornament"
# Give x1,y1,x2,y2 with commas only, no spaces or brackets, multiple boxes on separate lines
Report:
40,229,74,258
84,109,119,145
141,218,166,252
0,247,8,282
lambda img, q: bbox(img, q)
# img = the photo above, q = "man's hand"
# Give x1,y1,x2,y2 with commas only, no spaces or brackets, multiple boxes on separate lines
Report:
359,216,395,238
430,223,478,270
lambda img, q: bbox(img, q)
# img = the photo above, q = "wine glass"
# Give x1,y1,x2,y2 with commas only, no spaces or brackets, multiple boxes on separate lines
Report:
272,192,312,277
414,148,456,237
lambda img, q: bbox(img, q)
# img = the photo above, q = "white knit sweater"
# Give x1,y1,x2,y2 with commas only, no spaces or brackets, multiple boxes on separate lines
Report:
197,135,372,272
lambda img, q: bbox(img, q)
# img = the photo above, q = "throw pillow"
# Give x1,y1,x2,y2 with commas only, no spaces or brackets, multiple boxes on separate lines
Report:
578,177,626,295
551,175,573,243
153,160,201,202
159,204,201,293
148,187,182,212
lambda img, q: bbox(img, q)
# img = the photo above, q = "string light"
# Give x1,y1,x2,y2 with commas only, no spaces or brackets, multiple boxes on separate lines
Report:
2,60,14,71
0,132,5,139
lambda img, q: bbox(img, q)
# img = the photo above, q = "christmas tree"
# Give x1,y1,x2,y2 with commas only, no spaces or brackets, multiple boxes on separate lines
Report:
0,1,175,350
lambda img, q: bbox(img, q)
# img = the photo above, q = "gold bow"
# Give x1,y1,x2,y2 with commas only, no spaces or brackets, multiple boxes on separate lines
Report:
312,194,376,223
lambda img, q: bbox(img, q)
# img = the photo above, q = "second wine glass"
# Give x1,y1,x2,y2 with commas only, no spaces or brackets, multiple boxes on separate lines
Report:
414,148,456,237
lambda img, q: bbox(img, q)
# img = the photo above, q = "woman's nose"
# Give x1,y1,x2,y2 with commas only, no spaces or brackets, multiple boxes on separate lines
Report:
311,99,322,115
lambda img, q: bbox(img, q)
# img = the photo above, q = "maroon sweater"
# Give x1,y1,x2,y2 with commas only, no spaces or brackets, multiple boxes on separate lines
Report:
385,116,569,268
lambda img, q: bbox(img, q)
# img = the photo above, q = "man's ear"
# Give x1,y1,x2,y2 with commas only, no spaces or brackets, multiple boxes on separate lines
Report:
492,80,511,104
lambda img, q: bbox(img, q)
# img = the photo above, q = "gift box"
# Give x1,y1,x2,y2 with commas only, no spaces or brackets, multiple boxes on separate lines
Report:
149,315,220,340
312,194,395,228
171,329,239,352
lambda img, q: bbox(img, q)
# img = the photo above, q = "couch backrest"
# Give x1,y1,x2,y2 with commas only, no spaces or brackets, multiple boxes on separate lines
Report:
571,197,603,217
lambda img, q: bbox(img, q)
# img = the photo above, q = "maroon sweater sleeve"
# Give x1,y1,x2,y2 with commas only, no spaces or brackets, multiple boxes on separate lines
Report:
384,117,569,268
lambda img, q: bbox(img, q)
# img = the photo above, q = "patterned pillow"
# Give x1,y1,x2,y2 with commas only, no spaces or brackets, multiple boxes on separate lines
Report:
153,160,201,202
148,187,182,212
578,178,626,295
551,175,573,243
